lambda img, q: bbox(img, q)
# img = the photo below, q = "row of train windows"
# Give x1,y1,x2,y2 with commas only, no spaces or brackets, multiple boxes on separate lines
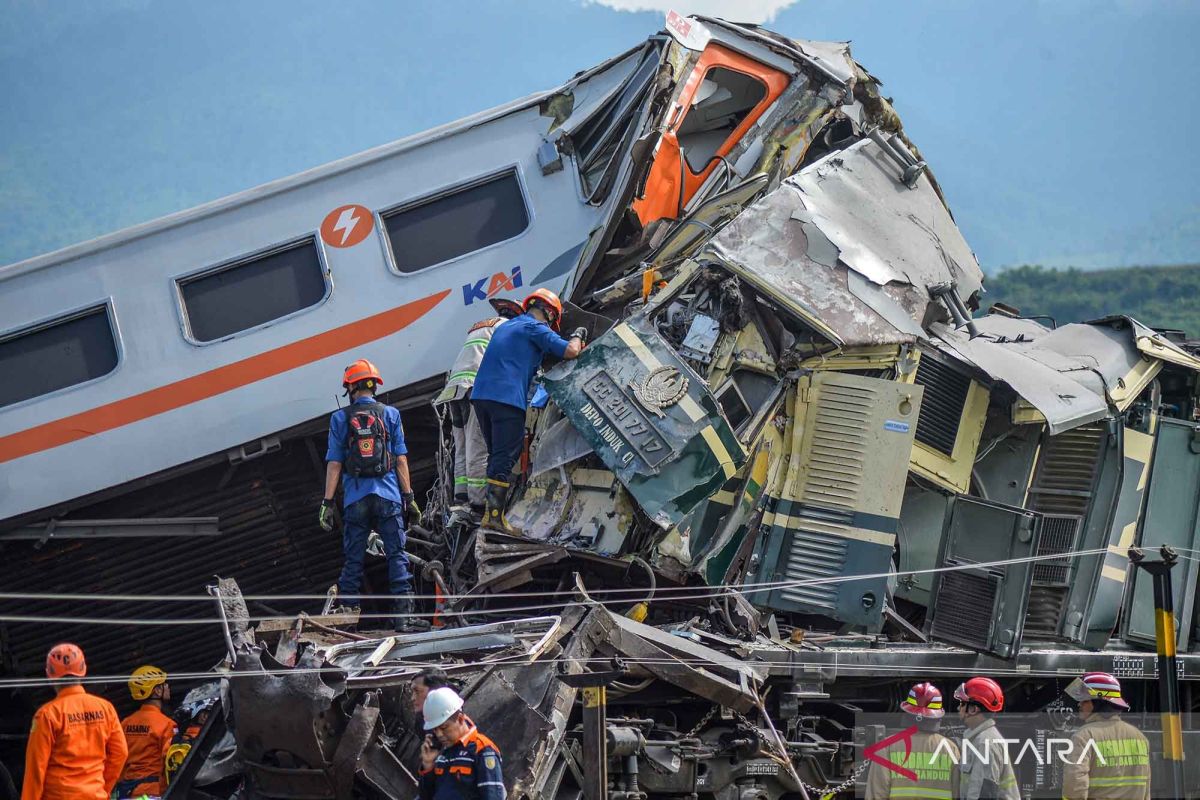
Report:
0,171,529,409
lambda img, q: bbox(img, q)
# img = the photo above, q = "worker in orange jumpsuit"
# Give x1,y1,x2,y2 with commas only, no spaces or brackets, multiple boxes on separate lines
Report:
21,643,128,800
115,665,177,799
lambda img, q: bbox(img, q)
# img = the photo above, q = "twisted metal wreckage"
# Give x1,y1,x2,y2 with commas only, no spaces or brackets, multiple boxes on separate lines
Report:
125,13,1200,800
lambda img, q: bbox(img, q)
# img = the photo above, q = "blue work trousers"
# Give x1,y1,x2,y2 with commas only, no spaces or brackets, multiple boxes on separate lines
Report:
472,399,527,481
338,493,411,603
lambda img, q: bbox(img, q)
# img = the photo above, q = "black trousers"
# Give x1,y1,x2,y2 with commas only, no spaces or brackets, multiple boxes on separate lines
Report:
471,399,526,481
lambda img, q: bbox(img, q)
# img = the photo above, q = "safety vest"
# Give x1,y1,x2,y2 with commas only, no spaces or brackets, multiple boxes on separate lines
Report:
434,318,507,405
865,730,959,800
1061,714,1150,800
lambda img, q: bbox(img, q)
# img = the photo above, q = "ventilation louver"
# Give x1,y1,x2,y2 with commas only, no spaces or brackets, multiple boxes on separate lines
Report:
926,495,1041,658
748,372,921,629
1023,424,1105,641
928,563,1001,650
913,356,970,456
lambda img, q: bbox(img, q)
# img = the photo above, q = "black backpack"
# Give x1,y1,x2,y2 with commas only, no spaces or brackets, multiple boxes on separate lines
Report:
342,402,394,478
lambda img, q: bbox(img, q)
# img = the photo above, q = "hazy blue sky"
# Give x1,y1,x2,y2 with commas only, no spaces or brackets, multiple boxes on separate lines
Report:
1,0,1198,270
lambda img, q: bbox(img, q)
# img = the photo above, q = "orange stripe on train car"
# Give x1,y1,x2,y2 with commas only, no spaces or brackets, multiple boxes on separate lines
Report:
0,289,450,464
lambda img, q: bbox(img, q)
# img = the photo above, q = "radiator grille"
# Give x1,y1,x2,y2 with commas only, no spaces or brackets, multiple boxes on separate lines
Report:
913,356,970,456
1032,514,1082,585
1027,425,1104,516
778,380,873,611
1024,585,1069,639
799,381,871,511
929,563,999,649
1023,424,1104,637
779,528,847,611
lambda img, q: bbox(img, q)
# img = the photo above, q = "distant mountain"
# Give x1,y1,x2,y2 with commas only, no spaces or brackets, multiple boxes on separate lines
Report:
0,0,1197,269
982,264,1200,337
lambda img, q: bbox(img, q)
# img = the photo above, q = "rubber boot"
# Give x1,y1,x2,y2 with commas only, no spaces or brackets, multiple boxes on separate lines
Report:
482,479,520,535
393,593,419,633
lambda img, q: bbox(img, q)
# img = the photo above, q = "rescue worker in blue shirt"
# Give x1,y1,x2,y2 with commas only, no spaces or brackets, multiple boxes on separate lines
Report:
470,288,585,534
318,359,423,630
419,687,506,800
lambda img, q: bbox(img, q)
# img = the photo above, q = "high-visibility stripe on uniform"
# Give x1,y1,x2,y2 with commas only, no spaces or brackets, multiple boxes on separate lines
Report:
887,788,953,799
1089,776,1149,786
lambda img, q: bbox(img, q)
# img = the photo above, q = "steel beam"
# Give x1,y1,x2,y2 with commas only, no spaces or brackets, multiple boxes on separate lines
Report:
1,517,220,540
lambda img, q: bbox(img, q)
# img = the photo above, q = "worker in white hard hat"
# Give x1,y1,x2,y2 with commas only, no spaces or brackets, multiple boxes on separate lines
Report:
418,687,506,800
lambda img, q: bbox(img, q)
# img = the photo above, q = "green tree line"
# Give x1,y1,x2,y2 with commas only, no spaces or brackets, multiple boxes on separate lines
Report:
982,264,1200,336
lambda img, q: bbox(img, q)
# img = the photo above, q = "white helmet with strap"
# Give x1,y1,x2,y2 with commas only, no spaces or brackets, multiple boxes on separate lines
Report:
423,686,465,730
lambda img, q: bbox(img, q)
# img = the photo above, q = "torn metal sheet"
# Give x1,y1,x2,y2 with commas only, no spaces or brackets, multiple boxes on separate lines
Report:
932,322,1110,434
792,138,983,296
1092,314,1200,371
605,610,764,712
792,39,856,86
542,318,746,528
1024,322,1151,400
707,184,917,345
972,313,1051,342
530,414,595,477
846,269,927,338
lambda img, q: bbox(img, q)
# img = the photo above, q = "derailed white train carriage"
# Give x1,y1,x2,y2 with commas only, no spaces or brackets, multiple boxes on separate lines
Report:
0,14,872,528
0,43,660,523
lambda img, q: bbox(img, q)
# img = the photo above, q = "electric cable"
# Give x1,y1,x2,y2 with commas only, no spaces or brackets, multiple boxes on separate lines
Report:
0,544,1118,607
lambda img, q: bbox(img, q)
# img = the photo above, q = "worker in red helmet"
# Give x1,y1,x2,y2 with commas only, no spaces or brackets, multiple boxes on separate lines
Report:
865,682,959,800
21,644,128,800
470,288,586,534
1061,672,1149,800
954,677,1019,800
319,358,422,631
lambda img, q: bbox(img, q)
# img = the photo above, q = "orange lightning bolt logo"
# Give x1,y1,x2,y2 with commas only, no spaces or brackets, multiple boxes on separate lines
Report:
320,204,374,248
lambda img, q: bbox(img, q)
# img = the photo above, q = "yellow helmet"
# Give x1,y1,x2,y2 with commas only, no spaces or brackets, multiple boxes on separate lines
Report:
129,664,168,701
165,742,191,782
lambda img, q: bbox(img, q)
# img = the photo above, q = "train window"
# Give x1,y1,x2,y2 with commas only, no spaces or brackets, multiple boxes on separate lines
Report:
716,369,777,433
0,306,118,408
383,171,529,273
179,238,327,342
678,67,767,173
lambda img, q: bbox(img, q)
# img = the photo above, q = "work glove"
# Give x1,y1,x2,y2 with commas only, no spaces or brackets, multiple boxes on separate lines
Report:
571,326,589,344
318,499,336,532
402,492,424,528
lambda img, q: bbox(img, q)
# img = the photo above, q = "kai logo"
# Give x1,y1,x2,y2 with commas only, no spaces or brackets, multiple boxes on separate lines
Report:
463,266,522,305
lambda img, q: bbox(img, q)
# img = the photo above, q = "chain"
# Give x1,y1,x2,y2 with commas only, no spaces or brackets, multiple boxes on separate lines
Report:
732,709,868,800
683,705,720,739
688,708,868,798
797,758,871,799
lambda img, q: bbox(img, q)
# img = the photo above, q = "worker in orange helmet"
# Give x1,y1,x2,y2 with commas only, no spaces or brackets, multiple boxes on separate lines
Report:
21,643,128,800
470,288,586,534
319,358,422,631
114,665,177,799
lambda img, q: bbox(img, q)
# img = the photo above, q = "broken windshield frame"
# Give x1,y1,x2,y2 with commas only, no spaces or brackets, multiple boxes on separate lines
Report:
567,40,665,204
